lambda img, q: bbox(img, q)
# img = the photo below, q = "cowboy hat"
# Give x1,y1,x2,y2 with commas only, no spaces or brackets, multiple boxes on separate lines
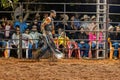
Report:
108,26,114,31
91,15,96,20
81,15,90,20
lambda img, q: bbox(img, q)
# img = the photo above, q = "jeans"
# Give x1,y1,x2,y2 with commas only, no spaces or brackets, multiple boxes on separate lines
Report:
112,42,119,57
28,42,39,58
78,43,90,57
91,42,96,49
28,43,33,58
0,41,6,47
91,42,103,49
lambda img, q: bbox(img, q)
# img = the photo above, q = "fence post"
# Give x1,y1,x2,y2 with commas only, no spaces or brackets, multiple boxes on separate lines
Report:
105,0,109,58
18,2,23,59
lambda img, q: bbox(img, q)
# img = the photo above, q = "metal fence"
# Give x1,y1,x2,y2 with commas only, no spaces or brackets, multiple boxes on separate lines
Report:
0,1,120,59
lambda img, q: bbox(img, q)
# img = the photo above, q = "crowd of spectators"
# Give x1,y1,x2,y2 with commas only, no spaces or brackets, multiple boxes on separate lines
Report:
0,10,120,59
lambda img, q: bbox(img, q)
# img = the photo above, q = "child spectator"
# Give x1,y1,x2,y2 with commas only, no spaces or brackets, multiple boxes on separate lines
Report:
58,32,69,52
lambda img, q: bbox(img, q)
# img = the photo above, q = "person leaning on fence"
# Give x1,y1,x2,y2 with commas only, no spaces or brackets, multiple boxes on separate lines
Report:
76,27,89,58
108,26,120,59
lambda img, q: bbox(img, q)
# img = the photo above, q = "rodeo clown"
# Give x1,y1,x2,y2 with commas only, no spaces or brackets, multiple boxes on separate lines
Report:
36,10,64,60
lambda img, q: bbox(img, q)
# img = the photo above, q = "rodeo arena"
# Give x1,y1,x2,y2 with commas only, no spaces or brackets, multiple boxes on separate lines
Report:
0,0,120,80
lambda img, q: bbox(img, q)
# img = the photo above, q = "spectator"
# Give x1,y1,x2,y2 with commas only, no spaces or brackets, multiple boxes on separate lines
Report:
70,15,76,30
90,15,96,21
89,26,103,58
43,13,49,21
109,26,120,59
29,25,42,50
34,13,40,21
14,10,29,33
58,32,69,52
4,21,12,39
30,19,41,33
58,28,63,36
88,15,97,51
12,25,32,58
77,27,89,58
89,27,97,58
73,14,81,30
54,28,63,37
68,15,77,39
107,18,113,29
88,15,97,34
56,14,69,29
80,15,90,30
14,16,28,33
23,28,33,58
60,14,69,27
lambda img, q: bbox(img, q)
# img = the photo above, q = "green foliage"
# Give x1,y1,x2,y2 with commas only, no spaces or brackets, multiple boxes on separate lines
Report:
1,0,19,8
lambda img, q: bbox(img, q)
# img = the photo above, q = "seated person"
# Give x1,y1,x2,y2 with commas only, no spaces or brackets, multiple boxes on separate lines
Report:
109,26,120,59
76,27,89,58
58,32,69,52
29,25,42,49
11,25,32,58
89,28,103,58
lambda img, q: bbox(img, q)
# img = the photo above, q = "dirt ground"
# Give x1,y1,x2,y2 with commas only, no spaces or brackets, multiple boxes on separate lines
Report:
0,58,120,80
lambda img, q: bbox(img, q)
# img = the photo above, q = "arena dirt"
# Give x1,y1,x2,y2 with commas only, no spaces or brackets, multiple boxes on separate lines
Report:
0,58,120,80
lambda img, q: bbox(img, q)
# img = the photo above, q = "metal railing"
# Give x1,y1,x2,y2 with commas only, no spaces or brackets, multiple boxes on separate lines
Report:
0,1,120,59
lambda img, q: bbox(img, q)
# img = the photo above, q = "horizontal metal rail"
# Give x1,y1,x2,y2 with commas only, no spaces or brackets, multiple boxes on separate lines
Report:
22,2,107,5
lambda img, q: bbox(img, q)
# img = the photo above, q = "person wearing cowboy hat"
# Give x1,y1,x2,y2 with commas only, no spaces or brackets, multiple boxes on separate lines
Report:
80,15,90,30
81,15,90,21
108,26,114,32
90,15,96,21
88,15,97,32
107,18,113,29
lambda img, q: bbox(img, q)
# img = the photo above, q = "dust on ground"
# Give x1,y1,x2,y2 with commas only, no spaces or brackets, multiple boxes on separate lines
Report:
0,58,120,80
